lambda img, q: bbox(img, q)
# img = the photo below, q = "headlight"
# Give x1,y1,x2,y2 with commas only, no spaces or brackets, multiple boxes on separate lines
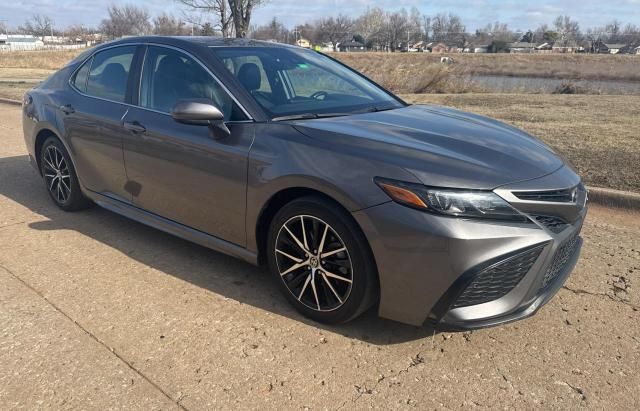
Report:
375,178,528,222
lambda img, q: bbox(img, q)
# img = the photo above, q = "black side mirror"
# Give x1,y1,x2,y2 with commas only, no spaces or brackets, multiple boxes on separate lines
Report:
171,99,230,138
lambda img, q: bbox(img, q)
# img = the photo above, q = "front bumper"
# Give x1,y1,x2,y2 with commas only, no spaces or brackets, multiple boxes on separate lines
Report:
353,168,587,328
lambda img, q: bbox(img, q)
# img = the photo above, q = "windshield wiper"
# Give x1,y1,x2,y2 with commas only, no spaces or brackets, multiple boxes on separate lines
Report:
272,112,350,122
352,105,399,114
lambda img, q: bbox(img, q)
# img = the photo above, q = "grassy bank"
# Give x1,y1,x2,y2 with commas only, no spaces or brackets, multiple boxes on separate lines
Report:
403,94,640,193
337,53,640,82
0,49,83,71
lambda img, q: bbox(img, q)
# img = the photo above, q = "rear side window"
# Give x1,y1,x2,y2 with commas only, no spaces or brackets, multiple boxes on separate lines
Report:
72,58,92,92
85,46,136,102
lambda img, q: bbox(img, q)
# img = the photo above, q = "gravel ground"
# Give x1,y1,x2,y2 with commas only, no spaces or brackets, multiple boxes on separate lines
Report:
0,104,639,410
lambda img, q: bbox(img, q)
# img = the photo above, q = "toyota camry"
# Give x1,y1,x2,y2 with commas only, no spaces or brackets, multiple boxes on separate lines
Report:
22,37,587,328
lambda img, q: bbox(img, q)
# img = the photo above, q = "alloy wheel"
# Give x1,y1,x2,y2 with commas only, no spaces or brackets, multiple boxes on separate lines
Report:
42,145,72,204
275,215,353,312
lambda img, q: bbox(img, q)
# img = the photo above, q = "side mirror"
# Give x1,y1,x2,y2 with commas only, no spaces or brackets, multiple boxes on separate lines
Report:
170,99,230,138
171,99,224,123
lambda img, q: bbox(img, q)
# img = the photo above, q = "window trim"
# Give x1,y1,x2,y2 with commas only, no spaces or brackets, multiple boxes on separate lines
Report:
68,42,254,123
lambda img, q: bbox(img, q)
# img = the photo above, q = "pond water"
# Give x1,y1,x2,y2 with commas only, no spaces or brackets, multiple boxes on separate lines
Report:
471,75,640,95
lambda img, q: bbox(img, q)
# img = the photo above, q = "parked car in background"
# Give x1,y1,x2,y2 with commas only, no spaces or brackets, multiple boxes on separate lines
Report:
22,37,587,328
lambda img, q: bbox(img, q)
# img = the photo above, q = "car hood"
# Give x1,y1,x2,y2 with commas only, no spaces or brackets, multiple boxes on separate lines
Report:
292,104,564,190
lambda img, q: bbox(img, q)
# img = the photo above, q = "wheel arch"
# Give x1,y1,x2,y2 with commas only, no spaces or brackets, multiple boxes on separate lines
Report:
33,127,80,180
254,188,380,293
34,128,60,175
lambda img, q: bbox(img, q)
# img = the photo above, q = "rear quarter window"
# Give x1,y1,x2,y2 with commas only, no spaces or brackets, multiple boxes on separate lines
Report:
72,58,92,93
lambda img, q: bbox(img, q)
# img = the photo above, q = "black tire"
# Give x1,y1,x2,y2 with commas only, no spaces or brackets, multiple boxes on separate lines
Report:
267,196,378,324
40,136,92,211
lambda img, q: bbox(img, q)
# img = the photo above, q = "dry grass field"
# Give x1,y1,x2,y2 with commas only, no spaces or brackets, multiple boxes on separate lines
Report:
337,52,640,82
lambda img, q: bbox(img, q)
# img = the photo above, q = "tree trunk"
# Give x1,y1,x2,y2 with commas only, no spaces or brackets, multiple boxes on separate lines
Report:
227,0,253,38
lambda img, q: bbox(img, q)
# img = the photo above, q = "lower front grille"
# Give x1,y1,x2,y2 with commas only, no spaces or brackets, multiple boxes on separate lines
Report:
532,214,569,233
542,233,580,288
452,246,544,308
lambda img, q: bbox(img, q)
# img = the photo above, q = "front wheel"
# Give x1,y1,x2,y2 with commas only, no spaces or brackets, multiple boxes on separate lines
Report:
267,196,378,324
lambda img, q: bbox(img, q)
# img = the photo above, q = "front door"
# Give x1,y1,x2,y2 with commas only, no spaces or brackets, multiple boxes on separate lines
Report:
122,45,254,246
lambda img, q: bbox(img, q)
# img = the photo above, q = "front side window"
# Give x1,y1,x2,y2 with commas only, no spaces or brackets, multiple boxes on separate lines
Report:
140,46,247,121
211,47,403,119
85,46,135,102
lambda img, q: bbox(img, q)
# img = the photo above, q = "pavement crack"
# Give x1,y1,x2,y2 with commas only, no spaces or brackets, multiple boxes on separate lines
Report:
560,381,588,402
347,353,425,406
562,285,639,311
0,262,188,411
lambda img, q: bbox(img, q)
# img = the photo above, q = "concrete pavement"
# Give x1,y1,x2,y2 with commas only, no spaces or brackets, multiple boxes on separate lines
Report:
0,104,638,409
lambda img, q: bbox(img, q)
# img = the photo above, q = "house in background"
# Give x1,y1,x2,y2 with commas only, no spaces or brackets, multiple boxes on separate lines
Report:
471,44,490,53
508,42,537,53
424,42,449,53
535,42,553,53
601,43,628,54
295,38,311,48
635,46,640,55
338,40,365,52
552,40,581,53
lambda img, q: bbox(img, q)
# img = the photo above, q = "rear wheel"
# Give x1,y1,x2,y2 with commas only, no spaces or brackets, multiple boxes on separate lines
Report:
40,137,92,211
267,196,378,324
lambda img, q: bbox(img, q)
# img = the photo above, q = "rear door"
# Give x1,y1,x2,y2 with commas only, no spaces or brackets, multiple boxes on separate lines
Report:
121,45,254,246
62,45,141,202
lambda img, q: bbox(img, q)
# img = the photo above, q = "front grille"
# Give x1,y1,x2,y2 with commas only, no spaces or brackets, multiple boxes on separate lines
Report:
513,186,578,202
542,233,580,288
452,246,544,308
532,214,569,233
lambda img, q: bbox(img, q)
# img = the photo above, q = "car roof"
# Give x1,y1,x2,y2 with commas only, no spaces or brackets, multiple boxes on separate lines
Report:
103,36,299,49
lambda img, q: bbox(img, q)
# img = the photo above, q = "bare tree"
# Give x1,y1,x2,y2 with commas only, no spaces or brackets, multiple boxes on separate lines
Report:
66,24,89,42
227,0,266,38
316,15,353,51
386,10,409,51
101,5,151,39
20,14,54,41
153,13,188,35
355,7,385,50
431,13,466,46
177,0,233,37
251,17,289,42
553,15,581,46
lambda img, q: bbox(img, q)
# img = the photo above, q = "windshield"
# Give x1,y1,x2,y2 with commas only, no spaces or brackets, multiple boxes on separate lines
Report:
211,46,404,119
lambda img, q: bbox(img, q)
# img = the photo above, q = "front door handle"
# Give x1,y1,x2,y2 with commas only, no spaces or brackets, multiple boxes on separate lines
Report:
59,104,75,115
123,121,146,134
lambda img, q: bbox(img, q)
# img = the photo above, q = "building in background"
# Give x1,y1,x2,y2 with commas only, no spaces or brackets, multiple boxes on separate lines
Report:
0,34,44,51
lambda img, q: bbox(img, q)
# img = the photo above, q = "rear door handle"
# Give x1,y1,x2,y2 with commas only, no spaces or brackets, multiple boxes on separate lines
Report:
123,121,146,134
59,104,75,115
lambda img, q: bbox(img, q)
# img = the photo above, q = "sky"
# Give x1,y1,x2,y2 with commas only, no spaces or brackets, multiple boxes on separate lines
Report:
1,0,639,32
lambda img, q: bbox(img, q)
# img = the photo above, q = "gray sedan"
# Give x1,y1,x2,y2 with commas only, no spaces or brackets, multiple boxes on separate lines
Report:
22,37,587,328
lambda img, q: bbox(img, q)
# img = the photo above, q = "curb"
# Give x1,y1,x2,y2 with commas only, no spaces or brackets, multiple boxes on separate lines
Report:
587,186,640,210
0,98,637,210
0,97,21,106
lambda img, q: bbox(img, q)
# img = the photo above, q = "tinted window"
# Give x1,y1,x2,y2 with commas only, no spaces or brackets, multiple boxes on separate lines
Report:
140,46,247,121
86,46,135,102
72,57,92,93
212,47,402,118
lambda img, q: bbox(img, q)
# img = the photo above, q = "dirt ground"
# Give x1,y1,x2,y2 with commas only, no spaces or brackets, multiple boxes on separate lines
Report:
0,103,639,410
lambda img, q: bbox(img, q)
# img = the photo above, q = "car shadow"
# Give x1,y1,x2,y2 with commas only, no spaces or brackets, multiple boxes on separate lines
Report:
0,155,438,345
